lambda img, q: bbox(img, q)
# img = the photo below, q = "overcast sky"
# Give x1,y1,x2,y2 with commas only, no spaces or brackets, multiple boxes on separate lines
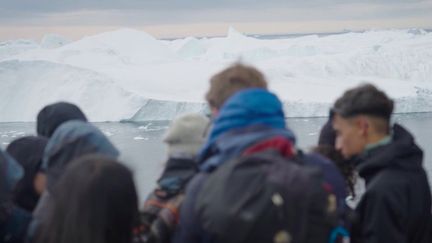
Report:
0,0,431,40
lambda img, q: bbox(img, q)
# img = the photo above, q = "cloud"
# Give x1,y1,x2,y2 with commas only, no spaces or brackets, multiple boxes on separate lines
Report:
0,0,431,40
0,0,428,14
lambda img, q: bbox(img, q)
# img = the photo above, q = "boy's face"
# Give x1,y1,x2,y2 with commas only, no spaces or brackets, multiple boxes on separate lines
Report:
333,114,367,159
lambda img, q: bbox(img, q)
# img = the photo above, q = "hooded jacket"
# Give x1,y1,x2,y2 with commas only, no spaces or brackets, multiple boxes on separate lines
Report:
36,102,87,138
6,136,48,212
352,124,432,243
29,120,119,241
41,120,119,193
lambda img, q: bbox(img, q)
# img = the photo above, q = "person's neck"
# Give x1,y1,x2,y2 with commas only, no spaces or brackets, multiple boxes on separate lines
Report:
364,132,391,153
367,133,389,145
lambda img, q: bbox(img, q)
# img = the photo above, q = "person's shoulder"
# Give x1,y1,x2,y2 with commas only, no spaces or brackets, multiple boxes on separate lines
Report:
366,169,411,195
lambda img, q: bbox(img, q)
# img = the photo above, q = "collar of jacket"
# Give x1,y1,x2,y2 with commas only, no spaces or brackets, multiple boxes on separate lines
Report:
199,125,295,172
356,123,423,182
200,88,288,159
363,135,392,156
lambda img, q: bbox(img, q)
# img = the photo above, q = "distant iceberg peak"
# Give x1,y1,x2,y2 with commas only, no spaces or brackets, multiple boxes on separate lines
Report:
227,26,247,39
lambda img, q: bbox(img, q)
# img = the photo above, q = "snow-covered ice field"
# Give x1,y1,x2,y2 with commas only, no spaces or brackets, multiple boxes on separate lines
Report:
1,28,432,122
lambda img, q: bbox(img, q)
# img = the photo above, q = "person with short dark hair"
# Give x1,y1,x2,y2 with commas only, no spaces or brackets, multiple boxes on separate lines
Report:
332,83,432,243
6,136,48,212
35,154,138,243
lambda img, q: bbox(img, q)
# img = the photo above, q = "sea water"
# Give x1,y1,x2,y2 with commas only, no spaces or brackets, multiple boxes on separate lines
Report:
1,113,431,204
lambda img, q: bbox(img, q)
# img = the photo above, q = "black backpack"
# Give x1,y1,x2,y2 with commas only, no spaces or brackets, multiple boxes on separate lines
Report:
195,150,346,243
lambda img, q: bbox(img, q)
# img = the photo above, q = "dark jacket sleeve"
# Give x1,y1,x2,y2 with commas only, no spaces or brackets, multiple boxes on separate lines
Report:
354,185,407,243
172,174,209,243
1,205,32,243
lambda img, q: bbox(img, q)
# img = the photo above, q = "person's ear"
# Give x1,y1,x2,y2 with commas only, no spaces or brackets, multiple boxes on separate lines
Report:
211,107,219,118
34,172,47,195
351,116,369,137
356,116,369,137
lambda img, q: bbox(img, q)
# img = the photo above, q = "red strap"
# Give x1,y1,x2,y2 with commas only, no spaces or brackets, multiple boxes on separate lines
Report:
243,136,295,158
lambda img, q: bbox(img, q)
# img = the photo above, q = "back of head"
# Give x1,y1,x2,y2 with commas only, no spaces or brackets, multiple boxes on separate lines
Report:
318,111,336,146
206,63,268,110
163,113,210,157
37,102,87,138
333,84,394,124
42,120,119,192
312,145,356,197
36,155,138,243
6,136,48,211
199,88,292,168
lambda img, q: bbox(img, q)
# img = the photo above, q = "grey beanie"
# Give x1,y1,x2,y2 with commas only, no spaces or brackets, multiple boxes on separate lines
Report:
163,113,210,157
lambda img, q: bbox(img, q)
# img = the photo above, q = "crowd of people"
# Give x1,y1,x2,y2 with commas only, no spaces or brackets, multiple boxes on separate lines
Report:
1,63,431,243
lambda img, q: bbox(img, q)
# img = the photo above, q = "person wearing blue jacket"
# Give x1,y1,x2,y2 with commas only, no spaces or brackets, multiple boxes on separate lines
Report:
172,63,347,243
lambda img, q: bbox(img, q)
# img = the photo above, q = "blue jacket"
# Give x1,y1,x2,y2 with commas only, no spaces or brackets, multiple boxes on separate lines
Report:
173,89,348,243
173,89,296,243
199,88,294,170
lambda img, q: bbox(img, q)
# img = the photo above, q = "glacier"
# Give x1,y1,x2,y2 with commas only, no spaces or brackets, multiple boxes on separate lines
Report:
1,28,432,122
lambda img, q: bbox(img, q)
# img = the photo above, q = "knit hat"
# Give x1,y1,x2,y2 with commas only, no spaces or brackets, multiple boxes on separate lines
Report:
163,113,210,157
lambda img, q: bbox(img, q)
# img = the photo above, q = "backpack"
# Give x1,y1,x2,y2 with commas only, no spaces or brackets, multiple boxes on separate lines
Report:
195,150,349,243
133,188,185,243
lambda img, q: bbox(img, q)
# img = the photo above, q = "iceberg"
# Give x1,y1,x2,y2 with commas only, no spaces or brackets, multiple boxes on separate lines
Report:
0,60,145,122
1,28,432,122
41,34,71,49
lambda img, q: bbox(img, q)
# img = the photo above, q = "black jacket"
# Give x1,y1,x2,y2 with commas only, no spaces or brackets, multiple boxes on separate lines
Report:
157,156,198,195
6,136,48,212
352,124,432,243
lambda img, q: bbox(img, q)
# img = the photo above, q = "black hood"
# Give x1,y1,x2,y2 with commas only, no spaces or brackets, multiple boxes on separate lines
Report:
6,136,48,212
357,124,423,181
37,102,87,138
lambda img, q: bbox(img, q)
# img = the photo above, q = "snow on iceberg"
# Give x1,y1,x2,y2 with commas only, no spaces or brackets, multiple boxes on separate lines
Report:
41,34,71,49
127,100,208,122
0,39,39,60
0,60,145,122
1,28,432,122
175,37,208,58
